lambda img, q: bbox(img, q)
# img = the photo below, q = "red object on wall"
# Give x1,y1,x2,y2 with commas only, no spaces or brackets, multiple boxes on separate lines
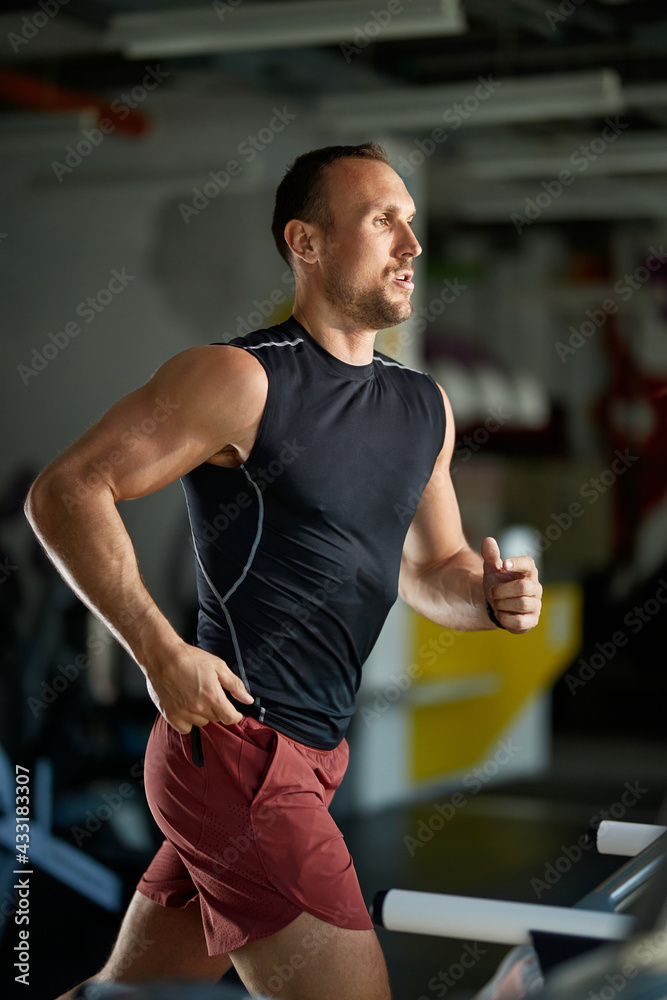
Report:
0,69,150,135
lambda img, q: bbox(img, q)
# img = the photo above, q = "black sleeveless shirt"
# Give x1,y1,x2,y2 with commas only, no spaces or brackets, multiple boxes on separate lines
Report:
180,316,446,748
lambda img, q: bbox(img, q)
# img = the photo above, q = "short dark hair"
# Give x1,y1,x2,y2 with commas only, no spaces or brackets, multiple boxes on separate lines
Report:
271,142,390,268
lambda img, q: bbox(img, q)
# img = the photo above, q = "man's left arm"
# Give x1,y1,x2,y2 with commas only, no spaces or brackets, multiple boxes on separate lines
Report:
398,385,542,635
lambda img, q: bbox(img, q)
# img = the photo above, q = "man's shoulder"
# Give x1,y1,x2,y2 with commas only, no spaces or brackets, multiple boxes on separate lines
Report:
153,341,269,405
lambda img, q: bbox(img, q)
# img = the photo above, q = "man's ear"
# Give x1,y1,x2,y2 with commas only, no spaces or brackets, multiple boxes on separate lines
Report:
284,219,319,265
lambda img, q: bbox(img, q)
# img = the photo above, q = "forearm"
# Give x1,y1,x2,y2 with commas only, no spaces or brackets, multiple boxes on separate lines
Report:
24,472,183,675
399,545,496,631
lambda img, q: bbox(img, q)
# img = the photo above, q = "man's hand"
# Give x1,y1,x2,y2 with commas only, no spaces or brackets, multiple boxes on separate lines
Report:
144,641,255,734
482,536,542,635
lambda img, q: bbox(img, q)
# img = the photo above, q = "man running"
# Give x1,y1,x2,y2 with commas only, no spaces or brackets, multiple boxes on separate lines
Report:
25,142,542,1000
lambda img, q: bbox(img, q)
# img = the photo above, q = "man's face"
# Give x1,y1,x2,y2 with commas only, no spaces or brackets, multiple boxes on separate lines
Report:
315,158,422,332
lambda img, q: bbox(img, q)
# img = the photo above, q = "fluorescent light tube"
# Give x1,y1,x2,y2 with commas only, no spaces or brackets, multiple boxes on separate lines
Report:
465,132,667,180
318,69,623,132
106,0,466,59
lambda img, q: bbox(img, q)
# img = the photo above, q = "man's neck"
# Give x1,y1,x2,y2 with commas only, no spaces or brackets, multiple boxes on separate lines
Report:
292,304,376,366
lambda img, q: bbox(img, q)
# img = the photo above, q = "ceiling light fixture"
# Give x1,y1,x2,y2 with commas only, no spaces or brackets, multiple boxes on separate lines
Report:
106,0,466,59
318,69,623,132
464,131,667,180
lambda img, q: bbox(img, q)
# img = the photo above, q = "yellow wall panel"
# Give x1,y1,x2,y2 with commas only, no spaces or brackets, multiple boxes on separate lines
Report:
410,584,583,782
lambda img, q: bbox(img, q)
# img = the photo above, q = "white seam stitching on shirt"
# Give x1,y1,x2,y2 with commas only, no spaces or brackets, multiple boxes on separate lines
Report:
219,466,264,604
182,471,264,695
373,355,425,374
244,338,304,350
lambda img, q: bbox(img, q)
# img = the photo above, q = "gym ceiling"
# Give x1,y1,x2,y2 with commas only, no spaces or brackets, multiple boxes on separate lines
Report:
3,0,667,221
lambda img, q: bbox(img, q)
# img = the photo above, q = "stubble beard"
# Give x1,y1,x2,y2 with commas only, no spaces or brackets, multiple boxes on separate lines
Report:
322,257,413,332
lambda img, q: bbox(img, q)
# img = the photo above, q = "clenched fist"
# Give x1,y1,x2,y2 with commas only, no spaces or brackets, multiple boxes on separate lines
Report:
482,536,542,635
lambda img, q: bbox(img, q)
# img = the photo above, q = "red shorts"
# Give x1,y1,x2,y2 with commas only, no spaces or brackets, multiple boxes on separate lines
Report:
137,713,373,955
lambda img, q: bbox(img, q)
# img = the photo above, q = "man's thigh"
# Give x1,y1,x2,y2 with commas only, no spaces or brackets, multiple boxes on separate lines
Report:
229,909,392,1000
56,891,232,998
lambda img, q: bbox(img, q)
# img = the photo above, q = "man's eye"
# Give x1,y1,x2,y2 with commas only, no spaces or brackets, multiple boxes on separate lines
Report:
375,218,389,226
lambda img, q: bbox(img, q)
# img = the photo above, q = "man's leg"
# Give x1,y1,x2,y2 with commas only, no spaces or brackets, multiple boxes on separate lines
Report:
55,890,232,999
230,909,392,1000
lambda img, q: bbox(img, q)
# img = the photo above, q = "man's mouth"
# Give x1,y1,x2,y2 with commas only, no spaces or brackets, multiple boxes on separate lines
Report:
392,270,414,291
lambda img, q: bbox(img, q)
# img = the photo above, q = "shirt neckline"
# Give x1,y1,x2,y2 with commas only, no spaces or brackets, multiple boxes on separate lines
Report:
282,316,375,381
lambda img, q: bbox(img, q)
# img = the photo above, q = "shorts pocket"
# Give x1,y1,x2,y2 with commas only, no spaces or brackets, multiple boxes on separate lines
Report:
238,726,281,805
